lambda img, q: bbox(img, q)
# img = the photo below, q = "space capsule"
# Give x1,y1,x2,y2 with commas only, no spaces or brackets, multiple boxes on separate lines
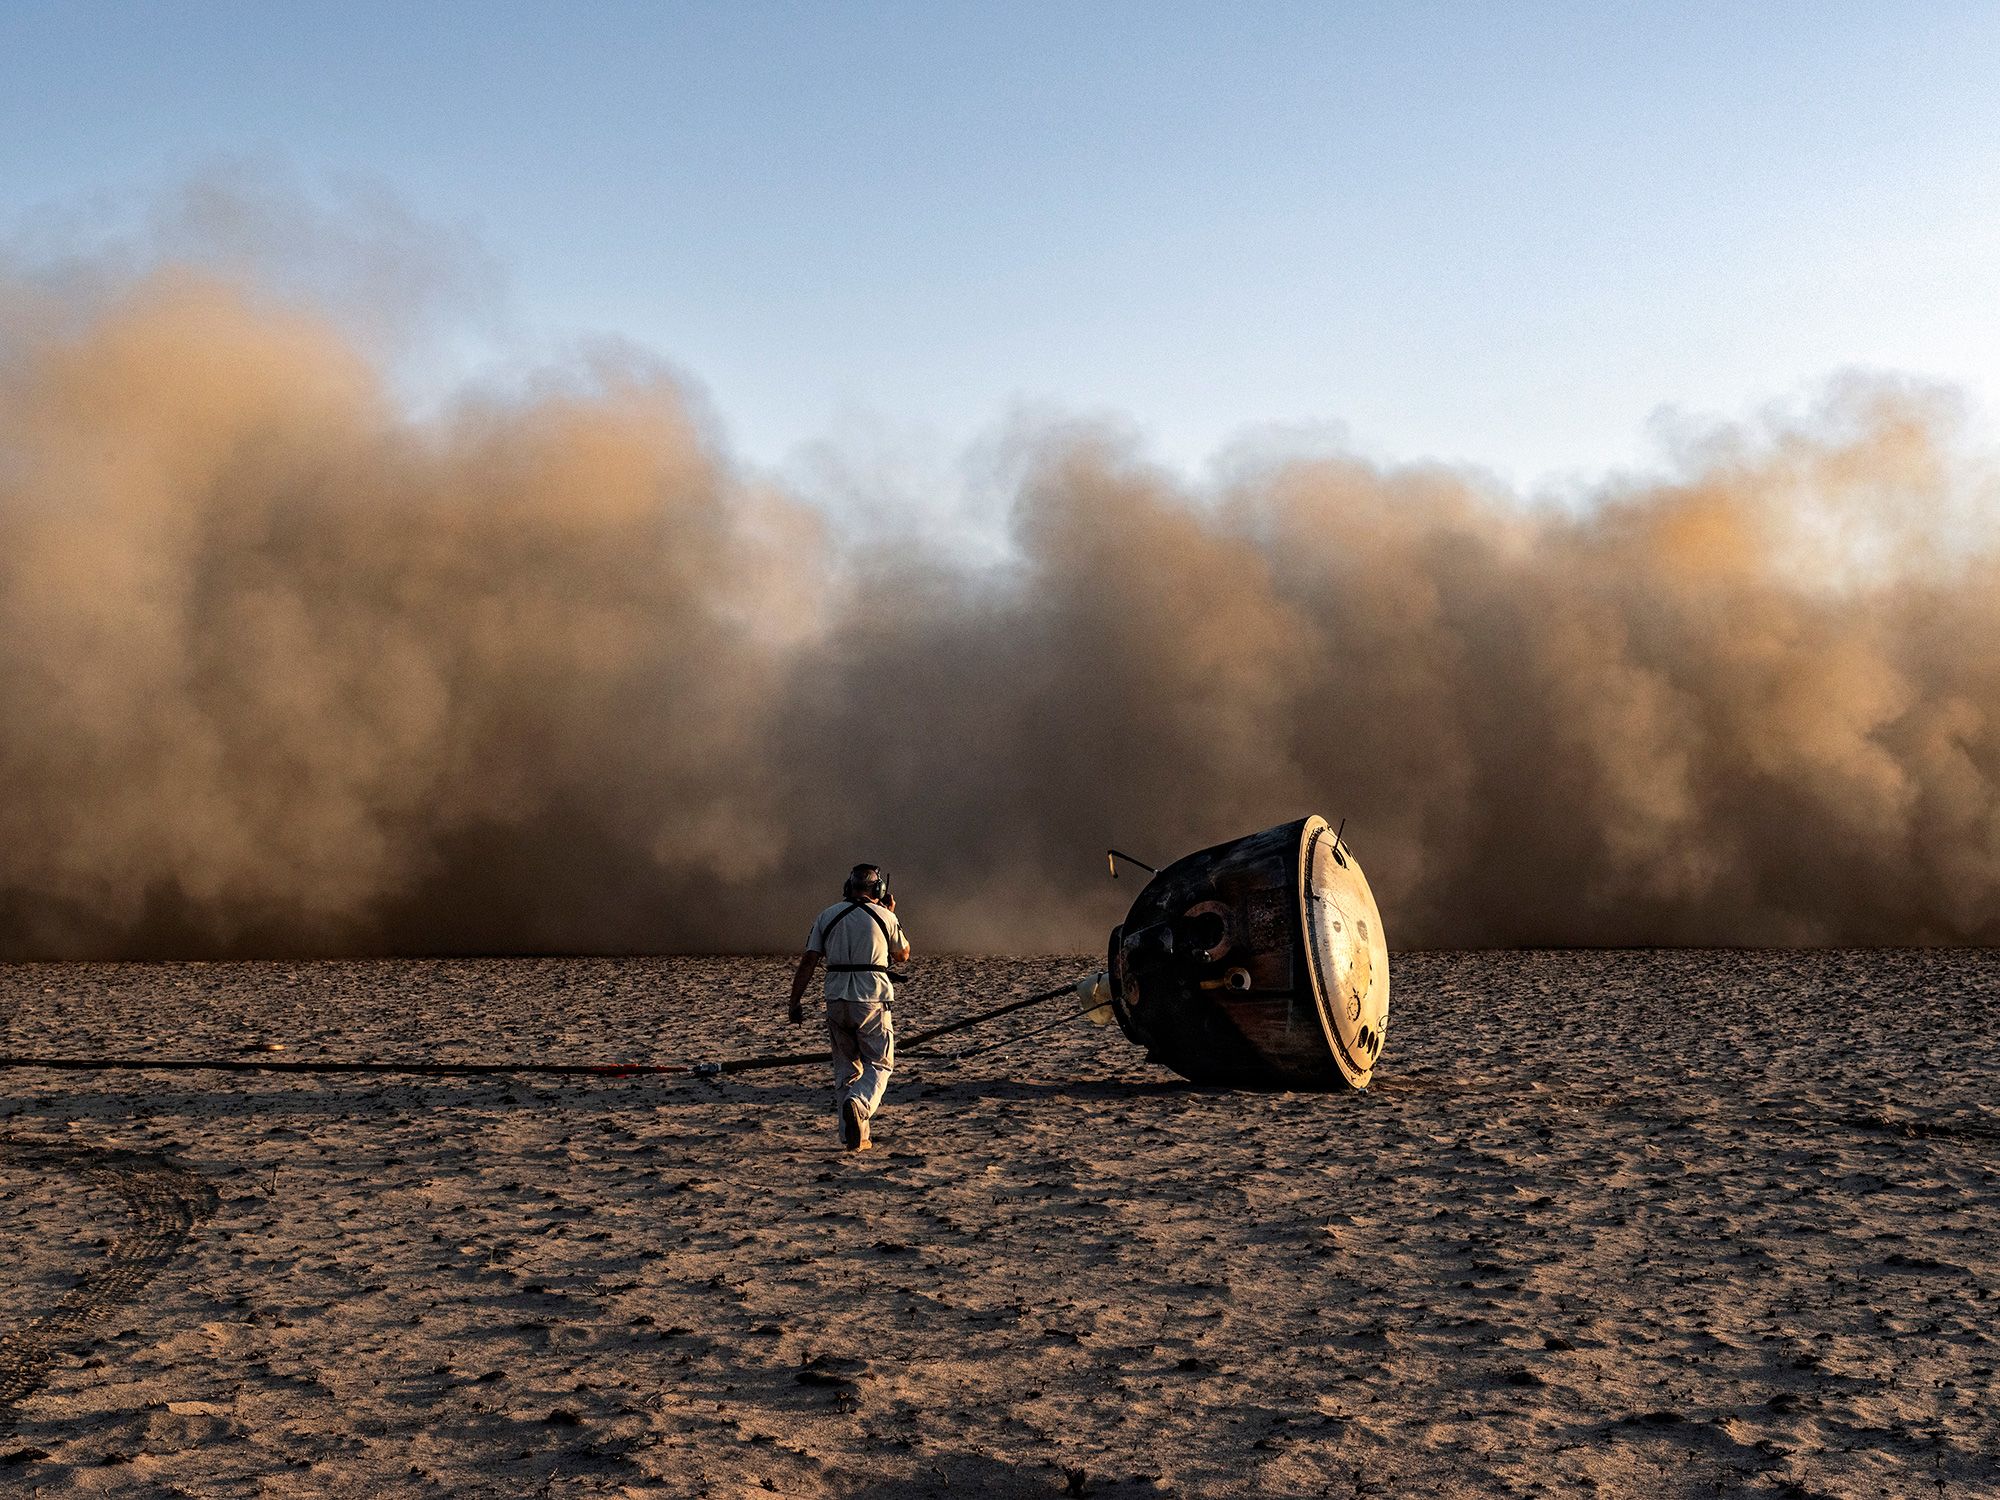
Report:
1095,815,1389,1090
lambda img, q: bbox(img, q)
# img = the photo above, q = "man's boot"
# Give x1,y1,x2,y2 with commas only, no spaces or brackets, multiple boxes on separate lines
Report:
841,1098,870,1152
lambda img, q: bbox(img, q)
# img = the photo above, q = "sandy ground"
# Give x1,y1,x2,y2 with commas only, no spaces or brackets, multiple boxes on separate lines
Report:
0,950,1996,1499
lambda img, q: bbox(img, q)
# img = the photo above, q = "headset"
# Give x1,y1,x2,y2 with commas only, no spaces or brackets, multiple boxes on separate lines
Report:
842,864,891,903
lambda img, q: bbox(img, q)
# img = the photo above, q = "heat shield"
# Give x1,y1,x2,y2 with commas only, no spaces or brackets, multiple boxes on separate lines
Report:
1106,815,1389,1089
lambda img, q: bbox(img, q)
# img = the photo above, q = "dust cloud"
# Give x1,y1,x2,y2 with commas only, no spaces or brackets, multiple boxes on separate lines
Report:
4,255,1999,956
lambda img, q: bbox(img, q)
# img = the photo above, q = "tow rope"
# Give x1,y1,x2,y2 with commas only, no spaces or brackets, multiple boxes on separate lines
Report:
0,979,1091,1083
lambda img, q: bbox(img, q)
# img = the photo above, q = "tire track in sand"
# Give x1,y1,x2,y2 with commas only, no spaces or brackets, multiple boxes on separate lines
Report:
0,1137,218,1410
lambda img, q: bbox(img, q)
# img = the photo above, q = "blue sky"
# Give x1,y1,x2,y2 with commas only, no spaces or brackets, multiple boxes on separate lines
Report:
5,1,2000,495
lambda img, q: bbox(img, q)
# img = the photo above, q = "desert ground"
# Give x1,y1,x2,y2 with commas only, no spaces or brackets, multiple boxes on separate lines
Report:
0,950,1995,1498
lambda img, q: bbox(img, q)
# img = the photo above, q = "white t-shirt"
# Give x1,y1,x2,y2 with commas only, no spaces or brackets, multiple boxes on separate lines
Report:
807,900,907,1005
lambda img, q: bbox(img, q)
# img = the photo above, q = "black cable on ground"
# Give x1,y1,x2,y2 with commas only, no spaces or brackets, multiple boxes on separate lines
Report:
936,1001,1112,1067
681,979,1087,1076
898,982,1082,1051
0,1055,689,1081
0,979,1091,1084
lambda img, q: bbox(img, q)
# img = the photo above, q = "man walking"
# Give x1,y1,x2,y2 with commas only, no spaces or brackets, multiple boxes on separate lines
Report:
790,864,912,1152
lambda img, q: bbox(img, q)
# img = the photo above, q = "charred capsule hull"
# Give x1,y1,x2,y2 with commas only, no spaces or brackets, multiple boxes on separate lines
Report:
1107,815,1389,1090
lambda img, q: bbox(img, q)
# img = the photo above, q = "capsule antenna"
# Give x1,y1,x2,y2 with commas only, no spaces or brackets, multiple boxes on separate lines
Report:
1107,849,1158,879
1331,817,1349,867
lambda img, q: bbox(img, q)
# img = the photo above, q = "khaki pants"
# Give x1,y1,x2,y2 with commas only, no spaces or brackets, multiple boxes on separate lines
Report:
826,1000,894,1131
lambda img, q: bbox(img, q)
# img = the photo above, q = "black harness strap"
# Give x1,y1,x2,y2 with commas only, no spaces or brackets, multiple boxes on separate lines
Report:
817,901,908,982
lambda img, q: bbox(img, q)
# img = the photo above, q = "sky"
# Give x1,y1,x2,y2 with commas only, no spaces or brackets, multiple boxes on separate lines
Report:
5,1,2000,497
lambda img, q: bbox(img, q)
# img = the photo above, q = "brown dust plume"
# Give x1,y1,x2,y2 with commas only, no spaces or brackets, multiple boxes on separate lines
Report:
4,267,1999,956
